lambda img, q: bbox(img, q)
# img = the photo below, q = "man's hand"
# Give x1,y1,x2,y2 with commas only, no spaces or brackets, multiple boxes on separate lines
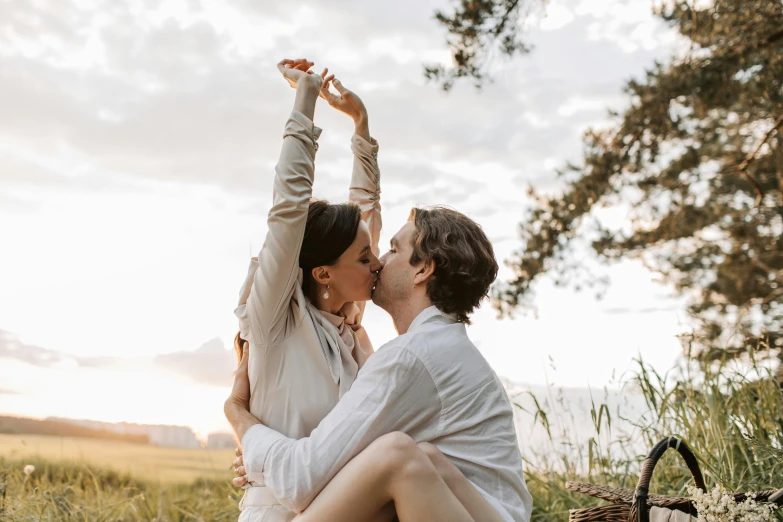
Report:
277,58,324,91
319,74,368,124
224,343,260,442
232,446,248,488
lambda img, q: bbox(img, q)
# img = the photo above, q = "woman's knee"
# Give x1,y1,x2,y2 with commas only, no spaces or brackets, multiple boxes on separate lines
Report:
369,433,437,484
370,432,422,467
417,442,461,487
369,432,417,456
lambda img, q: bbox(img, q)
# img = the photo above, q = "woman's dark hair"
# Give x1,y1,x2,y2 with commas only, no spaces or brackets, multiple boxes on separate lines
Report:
408,206,499,325
299,199,362,298
233,200,361,368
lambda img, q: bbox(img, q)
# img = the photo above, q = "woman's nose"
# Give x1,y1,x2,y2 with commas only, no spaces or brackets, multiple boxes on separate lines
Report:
371,255,383,272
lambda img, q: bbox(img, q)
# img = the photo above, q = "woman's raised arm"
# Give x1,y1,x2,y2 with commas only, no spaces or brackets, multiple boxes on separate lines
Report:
321,76,381,327
241,60,324,344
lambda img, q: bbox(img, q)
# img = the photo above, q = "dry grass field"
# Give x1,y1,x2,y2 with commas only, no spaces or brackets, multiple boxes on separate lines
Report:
0,433,235,483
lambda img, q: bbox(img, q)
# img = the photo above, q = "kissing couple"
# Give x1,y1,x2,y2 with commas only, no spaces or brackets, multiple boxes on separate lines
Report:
223,58,533,522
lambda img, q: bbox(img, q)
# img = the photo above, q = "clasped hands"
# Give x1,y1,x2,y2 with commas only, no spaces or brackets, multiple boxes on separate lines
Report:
277,58,368,124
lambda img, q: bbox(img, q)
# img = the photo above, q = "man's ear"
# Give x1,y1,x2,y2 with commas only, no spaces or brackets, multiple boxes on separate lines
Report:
413,259,436,286
312,266,331,286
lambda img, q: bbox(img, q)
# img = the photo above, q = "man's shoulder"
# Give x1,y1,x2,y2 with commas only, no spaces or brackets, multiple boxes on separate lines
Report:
372,329,421,364
377,321,480,370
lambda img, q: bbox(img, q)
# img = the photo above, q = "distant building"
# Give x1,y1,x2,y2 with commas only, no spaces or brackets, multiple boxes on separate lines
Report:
47,417,201,448
207,432,236,449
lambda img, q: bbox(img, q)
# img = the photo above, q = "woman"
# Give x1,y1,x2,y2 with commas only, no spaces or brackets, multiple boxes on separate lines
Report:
233,59,506,522
232,58,382,522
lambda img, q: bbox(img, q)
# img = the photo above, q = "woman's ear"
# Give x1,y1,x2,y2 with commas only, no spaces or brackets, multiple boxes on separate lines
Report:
413,259,436,286
311,266,331,286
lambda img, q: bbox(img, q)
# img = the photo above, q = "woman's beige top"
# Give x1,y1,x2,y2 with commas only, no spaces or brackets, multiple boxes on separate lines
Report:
234,110,381,520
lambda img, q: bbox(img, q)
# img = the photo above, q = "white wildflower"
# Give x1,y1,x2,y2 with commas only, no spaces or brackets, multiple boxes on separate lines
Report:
688,485,776,522
23,464,35,476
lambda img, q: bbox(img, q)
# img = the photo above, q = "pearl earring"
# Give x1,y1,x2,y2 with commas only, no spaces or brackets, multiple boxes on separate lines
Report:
323,285,329,299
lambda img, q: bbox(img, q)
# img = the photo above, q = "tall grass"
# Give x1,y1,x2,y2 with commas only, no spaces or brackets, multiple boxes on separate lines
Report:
523,348,783,522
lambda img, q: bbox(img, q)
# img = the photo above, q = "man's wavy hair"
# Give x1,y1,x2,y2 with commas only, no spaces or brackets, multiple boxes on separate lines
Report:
407,206,498,324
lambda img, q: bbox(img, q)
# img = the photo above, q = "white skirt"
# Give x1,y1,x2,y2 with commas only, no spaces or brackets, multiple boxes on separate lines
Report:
239,486,296,522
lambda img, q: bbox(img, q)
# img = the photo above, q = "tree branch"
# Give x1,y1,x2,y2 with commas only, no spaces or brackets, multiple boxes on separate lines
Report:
736,113,783,205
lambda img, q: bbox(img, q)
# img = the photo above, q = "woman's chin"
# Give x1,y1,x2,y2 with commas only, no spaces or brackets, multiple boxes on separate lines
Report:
351,290,373,302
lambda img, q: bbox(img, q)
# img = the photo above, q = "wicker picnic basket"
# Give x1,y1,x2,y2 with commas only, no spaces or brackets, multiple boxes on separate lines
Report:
567,436,783,522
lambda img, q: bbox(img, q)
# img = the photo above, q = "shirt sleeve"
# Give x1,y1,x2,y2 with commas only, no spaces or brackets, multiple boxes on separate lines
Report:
348,134,382,346
243,110,321,343
241,346,442,513
348,133,381,258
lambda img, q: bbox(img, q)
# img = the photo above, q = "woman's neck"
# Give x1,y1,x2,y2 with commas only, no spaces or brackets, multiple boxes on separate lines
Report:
311,288,344,315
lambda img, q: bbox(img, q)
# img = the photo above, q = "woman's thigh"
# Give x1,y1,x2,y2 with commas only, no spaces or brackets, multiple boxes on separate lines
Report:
294,432,475,522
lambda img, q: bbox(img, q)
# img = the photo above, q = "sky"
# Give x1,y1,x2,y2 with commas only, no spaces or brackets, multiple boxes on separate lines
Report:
0,0,691,438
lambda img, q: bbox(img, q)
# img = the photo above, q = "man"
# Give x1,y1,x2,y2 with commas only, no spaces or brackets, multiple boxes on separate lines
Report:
225,206,533,521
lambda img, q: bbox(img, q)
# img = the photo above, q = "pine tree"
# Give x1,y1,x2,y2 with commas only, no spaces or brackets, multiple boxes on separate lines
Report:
482,1,783,362
425,0,537,90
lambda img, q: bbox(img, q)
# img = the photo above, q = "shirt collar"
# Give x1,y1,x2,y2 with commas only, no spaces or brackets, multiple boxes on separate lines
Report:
407,306,456,333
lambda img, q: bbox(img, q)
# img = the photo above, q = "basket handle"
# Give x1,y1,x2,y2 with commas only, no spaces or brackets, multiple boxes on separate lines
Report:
632,437,706,522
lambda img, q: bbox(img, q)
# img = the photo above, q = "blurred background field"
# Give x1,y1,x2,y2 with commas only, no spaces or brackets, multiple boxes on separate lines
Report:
0,455,241,521
0,434,235,484
0,434,240,520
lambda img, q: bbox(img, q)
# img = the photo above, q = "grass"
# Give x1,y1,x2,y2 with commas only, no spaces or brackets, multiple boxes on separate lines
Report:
0,456,241,521
522,351,783,522
0,435,241,520
1,352,781,521
0,434,235,484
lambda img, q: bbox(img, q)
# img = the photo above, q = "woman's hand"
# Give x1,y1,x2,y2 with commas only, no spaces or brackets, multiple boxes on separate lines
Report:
337,301,364,331
277,58,324,91
319,74,367,124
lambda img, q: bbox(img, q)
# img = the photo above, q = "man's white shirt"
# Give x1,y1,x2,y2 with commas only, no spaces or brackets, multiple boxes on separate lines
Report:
242,305,533,522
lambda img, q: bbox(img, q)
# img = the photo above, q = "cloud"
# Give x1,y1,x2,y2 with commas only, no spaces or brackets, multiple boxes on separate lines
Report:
154,338,235,387
0,329,131,369
0,329,70,367
0,1,287,193
0,329,233,386
0,387,22,395
0,0,672,211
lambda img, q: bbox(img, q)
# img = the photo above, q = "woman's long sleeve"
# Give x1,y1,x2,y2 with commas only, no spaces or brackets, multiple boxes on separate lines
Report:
348,134,381,256
240,110,321,344
348,134,381,326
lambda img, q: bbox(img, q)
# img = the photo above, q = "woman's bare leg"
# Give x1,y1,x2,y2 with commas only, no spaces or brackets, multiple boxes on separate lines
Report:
293,432,481,522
